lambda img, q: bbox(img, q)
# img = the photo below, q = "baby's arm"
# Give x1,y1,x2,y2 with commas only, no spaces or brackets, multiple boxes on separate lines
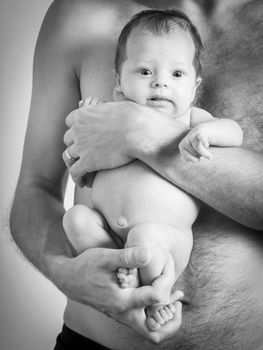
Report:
179,107,243,162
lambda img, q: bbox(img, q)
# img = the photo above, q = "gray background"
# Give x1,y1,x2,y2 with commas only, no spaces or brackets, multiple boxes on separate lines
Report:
0,1,74,349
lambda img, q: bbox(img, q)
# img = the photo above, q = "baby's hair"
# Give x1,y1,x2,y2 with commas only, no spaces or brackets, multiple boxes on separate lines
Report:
114,9,204,77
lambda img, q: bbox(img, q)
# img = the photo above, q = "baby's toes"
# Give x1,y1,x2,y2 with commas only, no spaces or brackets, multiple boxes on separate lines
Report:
146,316,161,331
118,267,129,275
117,272,126,281
152,310,165,326
120,281,130,289
160,307,173,322
167,303,176,314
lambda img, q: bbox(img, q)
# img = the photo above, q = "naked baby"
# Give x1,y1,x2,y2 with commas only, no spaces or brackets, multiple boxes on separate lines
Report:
63,9,243,332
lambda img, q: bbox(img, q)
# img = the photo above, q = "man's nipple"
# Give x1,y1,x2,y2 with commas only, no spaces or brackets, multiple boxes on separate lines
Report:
116,217,128,227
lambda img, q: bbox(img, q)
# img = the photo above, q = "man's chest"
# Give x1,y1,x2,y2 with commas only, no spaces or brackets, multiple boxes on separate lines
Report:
79,1,263,150
199,1,263,151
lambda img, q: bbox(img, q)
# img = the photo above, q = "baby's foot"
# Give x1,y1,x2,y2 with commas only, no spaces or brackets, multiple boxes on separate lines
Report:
146,303,176,331
117,268,140,288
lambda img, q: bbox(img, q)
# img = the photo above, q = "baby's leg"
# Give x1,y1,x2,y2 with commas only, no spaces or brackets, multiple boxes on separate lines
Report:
120,222,192,330
63,204,118,254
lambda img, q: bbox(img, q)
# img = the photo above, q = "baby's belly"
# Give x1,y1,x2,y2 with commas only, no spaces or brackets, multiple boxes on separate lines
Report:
91,160,199,236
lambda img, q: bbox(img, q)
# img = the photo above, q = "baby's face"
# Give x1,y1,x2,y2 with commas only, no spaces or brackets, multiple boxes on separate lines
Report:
118,28,200,117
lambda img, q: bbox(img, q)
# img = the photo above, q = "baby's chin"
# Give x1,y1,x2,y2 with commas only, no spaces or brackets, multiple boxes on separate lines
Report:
146,102,178,117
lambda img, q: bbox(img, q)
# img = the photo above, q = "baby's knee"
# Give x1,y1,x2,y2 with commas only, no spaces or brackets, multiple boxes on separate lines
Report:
63,204,92,234
126,223,162,248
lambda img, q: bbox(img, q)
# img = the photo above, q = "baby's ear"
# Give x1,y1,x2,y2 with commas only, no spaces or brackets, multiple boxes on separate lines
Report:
113,69,121,87
113,69,121,91
113,87,127,101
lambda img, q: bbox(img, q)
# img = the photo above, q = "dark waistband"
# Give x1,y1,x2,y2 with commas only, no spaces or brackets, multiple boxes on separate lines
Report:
54,323,110,350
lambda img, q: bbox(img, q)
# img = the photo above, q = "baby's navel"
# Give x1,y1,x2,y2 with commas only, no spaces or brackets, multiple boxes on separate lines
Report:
116,217,128,228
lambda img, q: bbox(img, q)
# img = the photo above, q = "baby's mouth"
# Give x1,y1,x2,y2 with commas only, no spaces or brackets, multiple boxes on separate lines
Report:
147,96,173,106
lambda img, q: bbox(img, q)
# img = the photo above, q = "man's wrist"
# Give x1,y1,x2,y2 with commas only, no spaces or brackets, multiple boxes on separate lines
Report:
41,249,74,295
128,108,191,162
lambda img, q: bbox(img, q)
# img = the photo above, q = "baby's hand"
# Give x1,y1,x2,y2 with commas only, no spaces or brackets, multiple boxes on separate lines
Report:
179,126,212,162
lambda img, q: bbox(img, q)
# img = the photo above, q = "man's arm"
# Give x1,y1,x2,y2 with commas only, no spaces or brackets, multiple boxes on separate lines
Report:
138,144,263,230
10,0,80,280
9,0,166,330
65,102,263,230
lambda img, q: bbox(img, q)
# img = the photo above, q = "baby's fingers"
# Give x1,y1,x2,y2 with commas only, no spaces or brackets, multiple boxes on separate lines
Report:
198,144,212,159
195,136,212,159
197,134,209,148
180,147,199,162
190,135,212,160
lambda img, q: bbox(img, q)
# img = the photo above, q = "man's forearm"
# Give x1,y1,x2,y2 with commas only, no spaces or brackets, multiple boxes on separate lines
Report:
10,183,72,285
139,146,263,230
64,101,263,229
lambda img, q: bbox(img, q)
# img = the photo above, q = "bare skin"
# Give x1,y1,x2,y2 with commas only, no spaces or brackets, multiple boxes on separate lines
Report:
10,0,263,348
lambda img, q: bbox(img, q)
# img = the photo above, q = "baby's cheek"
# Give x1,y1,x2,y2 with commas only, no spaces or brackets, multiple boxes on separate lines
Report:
122,84,146,105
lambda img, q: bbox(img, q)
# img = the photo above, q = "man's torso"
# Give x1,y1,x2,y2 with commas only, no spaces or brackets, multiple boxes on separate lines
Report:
64,1,263,348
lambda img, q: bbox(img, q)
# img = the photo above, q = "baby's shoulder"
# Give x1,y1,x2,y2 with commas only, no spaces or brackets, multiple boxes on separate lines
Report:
190,107,215,127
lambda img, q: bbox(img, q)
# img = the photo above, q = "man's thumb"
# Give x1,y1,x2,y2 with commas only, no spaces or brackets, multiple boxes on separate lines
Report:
110,247,152,269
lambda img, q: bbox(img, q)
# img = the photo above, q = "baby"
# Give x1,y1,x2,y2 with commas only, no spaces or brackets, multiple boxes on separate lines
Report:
63,9,243,331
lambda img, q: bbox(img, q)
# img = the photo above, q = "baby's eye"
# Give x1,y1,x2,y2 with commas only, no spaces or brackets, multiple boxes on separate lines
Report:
173,70,183,78
139,69,152,76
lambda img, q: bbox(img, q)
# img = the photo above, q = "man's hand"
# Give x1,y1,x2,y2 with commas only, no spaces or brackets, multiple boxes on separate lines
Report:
117,255,184,343
55,246,154,312
120,298,183,344
63,99,190,186
54,245,183,343
63,101,139,186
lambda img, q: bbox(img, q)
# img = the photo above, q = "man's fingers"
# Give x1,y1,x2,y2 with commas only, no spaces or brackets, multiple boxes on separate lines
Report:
169,290,184,303
62,145,79,169
82,96,101,107
70,160,89,187
62,150,75,169
110,247,152,270
151,255,175,300
63,129,74,146
122,300,183,344
127,285,161,309
65,110,76,127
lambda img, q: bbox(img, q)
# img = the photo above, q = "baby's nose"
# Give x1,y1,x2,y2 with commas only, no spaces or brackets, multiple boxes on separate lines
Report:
152,81,168,88
151,74,169,88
